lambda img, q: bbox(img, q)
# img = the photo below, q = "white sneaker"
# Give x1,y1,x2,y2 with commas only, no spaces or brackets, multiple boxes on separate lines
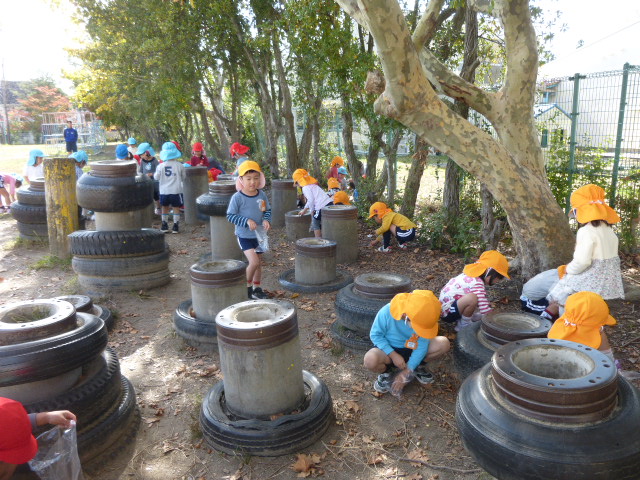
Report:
455,317,473,332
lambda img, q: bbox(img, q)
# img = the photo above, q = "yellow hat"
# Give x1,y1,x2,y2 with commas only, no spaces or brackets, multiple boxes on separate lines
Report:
547,291,616,349
368,201,392,219
333,191,351,205
557,265,567,279
238,160,262,176
570,184,620,224
292,168,317,187
327,177,340,189
463,250,510,279
389,290,441,339
331,156,344,167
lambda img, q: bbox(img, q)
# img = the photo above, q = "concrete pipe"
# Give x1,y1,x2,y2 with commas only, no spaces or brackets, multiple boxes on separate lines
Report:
196,181,243,261
183,166,208,225
217,174,233,181
190,260,247,322
270,179,297,228
294,238,337,285
94,209,147,231
215,300,304,418
285,210,311,242
321,205,359,264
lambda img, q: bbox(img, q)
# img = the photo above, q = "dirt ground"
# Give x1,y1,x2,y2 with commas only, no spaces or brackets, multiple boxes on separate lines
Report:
1,209,639,480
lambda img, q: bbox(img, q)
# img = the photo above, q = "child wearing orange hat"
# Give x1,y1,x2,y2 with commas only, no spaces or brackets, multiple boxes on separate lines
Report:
364,290,450,395
326,156,344,180
0,398,75,479
292,169,333,237
368,202,417,252
548,184,624,312
326,177,341,197
547,291,617,362
332,191,351,206
439,250,510,331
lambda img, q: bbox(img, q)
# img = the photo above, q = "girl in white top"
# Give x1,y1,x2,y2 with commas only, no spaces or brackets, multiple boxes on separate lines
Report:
292,169,333,238
548,184,624,311
24,149,45,183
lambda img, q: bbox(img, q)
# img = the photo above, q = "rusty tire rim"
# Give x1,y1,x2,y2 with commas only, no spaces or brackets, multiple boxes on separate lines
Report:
0,299,78,345
353,272,412,298
481,312,552,345
190,260,247,287
90,160,138,178
295,238,337,258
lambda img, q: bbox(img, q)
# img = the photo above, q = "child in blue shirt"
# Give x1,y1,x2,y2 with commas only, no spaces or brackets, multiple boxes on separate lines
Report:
365,290,450,395
226,160,271,299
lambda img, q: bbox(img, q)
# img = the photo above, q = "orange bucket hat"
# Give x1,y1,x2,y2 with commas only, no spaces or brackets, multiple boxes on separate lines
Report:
331,156,344,168
390,290,441,339
333,191,351,205
292,169,318,187
463,250,510,279
547,291,616,348
235,160,266,191
557,264,567,279
327,177,340,189
570,184,620,224
368,201,392,219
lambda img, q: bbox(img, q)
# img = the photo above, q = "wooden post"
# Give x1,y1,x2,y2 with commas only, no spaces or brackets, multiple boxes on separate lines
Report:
43,157,80,258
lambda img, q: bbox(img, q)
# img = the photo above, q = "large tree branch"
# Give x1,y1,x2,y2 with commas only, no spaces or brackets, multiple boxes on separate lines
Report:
412,0,445,49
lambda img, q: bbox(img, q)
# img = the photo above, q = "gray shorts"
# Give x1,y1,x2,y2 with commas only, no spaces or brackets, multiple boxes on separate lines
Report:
310,211,322,231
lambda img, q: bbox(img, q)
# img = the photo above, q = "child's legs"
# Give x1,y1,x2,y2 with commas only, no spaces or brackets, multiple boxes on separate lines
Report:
382,231,392,248
395,227,416,245
243,248,261,284
456,293,478,317
425,336,451,362
310,211,322,238
363,348,392,373
0,187,10,207
171,194,183,220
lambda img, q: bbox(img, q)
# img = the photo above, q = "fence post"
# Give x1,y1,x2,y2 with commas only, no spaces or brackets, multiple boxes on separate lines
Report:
43,157,80,259
609,63,631,208
566,73,586,212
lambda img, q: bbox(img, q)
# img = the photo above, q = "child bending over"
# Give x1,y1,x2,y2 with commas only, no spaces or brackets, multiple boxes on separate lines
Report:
292,169,332,237
368,202,416,252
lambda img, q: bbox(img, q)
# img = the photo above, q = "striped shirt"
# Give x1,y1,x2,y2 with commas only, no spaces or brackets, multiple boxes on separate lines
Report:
439,273,491,316
226,190,271,239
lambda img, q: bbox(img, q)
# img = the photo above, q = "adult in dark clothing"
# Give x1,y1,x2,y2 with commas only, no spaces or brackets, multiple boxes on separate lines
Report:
63,121,78,153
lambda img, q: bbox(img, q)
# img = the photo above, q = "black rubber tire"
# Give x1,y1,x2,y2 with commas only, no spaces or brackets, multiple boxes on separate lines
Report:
78,269,170,292
453,322,494,379
456,365,640,480
10,201,46,224
330,321,373,351
69,229,166,257
334,284,391,335
78,375,140,464
173,299,217,349
0,298,77,345
24,347,122,427
53,295,93,313
0,312,108,387
92,304,114,330
16,221,48,238
278,268,354,294
88,160,138,178
76,173,153,212
196,193,233,217
72,249,170,276
200,370,333,456
16,187,45,206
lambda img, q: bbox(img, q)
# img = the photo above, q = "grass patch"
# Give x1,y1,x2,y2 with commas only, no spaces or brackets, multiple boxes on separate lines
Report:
5,307,50,323
189,394,204,440
4,236,48,250
330,342,344,356
61,276,81,295
30,255,72,270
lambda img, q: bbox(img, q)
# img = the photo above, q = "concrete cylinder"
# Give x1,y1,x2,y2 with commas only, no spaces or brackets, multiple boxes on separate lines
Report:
190,260,247,322
321,205,359,264
183,166,208,225
197,181,243,261
216,300,304,418
285,210,312,242
270,179,297,228
295,238,337,284
217,174,233,181
94,210,145,231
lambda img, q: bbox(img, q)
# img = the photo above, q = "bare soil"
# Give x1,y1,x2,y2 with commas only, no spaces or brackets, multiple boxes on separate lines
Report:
1,209,639,480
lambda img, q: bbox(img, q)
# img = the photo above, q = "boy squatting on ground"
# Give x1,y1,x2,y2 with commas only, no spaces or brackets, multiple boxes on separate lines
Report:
439,250,510,331
364,290,450,395
154,142,185,234
368,202,417,252
226,161,271,300
520,265,566,320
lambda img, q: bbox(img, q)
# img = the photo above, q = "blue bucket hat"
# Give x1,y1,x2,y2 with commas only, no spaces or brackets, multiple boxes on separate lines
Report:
338,166,348,175
69,151,88,163
28,149,45,166
127,137,136,145
115,144,129,159
160,142,182,161
136,143,155,157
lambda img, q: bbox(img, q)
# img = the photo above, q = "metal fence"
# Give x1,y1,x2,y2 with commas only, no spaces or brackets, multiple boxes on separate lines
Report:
40,111,107,156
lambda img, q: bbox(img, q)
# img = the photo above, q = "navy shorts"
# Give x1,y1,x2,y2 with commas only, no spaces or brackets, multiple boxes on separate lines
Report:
66,141,77,153
441,299,461,323
160,193,183,207
237,236,262,254
385,347,426,369
520,295,549,315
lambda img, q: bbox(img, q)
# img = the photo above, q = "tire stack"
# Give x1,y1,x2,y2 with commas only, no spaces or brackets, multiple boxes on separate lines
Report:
54,294,114,331
72,161,170,293
0,298,140,473
11,178,48,241
331,273,412,351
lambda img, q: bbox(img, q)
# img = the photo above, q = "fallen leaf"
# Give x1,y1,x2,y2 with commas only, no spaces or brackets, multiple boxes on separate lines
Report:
345,400,361,413
407,448,429,462
161,441,174,454
366,453,385,465
291,454,317,475
291,293,300,299
407,474,423,480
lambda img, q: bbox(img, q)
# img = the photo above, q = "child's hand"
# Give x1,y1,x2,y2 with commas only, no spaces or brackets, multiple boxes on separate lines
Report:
262,220,271,232
390,369,412,396
247,219,257,231
38,410,76,428
389,351,407,370
369,239,377,247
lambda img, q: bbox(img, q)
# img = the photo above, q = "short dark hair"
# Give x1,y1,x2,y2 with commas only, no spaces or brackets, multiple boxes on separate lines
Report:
589,220,609,227
483,268,504,283
242,169,259,175
15,180,22,188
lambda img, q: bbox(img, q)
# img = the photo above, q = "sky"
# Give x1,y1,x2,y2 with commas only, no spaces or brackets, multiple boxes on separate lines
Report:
0,0,639,92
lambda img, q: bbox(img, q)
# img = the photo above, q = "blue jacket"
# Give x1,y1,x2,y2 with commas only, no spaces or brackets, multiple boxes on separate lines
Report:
369,303,430,371
64,127,78,142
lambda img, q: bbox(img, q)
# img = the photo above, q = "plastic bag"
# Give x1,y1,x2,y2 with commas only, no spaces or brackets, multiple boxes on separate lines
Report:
28,421,84,480
255,226,269,253
390,370,415,399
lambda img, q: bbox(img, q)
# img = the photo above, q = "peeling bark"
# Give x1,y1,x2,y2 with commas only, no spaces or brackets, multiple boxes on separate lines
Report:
400,136,429,218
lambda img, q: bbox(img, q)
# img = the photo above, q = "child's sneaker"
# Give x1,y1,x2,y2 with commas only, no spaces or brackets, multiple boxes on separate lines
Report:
373,374,392,393
172,222,179,234
455,317,473,332
414,368,434,385
161,221,169,233
397,243,408,250
247,286,253,299
251,287,269,299
377,246,391,253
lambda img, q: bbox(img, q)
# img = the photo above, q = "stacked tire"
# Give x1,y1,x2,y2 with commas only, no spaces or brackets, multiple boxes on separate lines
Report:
331,273,412,351
72,161,170,293
0,299,140,473
11,178,48,241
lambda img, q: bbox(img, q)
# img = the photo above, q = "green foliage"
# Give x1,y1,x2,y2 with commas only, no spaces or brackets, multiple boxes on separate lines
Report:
416,204,482,261
30,255,72,271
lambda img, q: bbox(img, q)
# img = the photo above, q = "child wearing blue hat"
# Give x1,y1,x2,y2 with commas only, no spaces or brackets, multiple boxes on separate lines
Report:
137,143,160,214
24,149,45,183
337,166,349,190
69,150,88,180
154,142,185,233
115,144,129,160
127,137,137,159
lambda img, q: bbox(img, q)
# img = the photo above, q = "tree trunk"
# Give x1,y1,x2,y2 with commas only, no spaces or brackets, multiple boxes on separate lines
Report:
340,94,363,179
298,95,322,170
400,136,429,218
481,184,505,249
366,129,383,181
443,160,462,217
311,112,322,180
